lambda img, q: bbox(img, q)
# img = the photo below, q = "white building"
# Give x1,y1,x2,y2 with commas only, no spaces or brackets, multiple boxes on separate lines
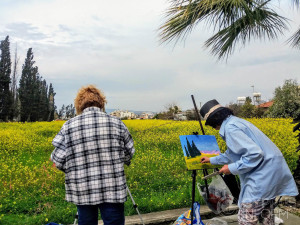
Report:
139,112,154,119
110,110,136,119
237,96,246,105
174,113,187,121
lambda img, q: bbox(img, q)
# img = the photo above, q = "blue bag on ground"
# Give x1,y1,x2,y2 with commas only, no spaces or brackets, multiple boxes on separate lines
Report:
173,202,204,225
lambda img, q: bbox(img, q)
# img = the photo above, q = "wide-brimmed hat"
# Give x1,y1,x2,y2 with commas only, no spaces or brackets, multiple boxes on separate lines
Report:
200,99,225,124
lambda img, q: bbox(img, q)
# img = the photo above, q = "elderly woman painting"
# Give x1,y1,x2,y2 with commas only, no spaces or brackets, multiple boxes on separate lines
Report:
51,85,135,225
200,99,298,225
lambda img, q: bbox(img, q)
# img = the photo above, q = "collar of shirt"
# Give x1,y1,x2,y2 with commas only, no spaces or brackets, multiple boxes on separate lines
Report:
82,106,104,113
219,115,233,138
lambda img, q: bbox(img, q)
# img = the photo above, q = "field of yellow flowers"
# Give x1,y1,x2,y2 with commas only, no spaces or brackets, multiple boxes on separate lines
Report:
0,119,299,224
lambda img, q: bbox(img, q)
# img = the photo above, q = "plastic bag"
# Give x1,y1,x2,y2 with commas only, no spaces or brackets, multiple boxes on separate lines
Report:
275,216,284,225
173,202,204,225
198,175,233,214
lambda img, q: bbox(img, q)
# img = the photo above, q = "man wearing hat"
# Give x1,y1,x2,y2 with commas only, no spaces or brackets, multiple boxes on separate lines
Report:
200,99,298,225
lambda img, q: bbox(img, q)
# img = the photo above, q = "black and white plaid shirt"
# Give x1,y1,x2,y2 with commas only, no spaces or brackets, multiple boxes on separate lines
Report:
51,107,135,205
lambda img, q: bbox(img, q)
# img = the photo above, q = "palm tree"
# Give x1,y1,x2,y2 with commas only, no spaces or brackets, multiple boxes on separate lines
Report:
159,0,300,60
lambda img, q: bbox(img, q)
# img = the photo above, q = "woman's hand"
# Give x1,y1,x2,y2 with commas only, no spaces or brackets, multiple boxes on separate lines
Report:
219,165,231,175
200,157,210,163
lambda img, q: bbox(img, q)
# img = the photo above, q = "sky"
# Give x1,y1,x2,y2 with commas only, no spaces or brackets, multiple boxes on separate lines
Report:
0,0,299,112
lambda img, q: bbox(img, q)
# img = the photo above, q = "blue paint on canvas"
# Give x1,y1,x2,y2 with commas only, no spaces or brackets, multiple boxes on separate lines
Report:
180,135,220,157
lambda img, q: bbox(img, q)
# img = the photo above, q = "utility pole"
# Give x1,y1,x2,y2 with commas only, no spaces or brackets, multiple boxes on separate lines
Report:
251,85,254,104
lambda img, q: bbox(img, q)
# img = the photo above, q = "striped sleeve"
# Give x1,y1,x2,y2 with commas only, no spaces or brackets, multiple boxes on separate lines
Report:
51,125,67,171
121,122,135,166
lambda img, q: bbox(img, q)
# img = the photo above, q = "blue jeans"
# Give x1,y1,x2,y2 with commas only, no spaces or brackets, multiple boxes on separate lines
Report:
76,203,124,225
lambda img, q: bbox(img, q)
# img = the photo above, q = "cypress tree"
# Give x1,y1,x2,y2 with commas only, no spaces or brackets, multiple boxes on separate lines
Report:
10,45,20,121
70,104,75,118
48,83,56,121
65,104,76,119
0,36,12,121
35,77,48,121
58,104,65,119
41,79,49,121
19,48,55,122
30,72,40,121
19,48,38,122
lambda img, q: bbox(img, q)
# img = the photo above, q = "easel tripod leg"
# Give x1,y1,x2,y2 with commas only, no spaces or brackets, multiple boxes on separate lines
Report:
203,169,210,198
191,170,196,225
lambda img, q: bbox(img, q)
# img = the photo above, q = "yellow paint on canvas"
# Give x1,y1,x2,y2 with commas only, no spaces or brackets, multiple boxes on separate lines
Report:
184,154,222,170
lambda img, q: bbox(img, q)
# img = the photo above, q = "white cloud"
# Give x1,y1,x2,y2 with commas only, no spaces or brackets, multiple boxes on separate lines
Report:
0,0,299,112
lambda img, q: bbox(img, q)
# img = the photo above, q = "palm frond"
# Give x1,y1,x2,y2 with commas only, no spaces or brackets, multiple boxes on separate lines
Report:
159,0,289,60
204,3,288,60
159,1,210,44
288,27,300,49
159,0,256,44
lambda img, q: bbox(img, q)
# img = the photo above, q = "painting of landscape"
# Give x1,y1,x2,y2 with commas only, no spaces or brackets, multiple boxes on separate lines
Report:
179,135,221,170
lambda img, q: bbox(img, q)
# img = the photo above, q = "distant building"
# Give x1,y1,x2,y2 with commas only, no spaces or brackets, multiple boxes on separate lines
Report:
236,92,263,105
257,101,273,112
237,97,246,105
139,112,154,119
174,113,187,121
110,110,136,119
253,92,262,105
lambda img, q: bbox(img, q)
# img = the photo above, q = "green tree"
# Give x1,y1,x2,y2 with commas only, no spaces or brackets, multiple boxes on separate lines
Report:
156,103,182,120
38,78,49,121
228,103,242,117
19,48,39,122
10,45,20,121
58,104,66,119
240,97,255,118
18,48,55,122
268,79,300,118
270,79,300,202
65,104,75,119
185,109,197,120
166,103,181,119
0,36,12,121
159,0,300,60
253,106,265,118
48,83,56,121
30,74,41,121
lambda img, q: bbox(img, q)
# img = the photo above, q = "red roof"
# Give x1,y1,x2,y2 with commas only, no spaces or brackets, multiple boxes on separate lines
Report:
258,101,273,108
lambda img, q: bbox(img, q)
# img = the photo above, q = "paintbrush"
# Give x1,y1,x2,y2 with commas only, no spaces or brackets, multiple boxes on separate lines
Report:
202,171,220,180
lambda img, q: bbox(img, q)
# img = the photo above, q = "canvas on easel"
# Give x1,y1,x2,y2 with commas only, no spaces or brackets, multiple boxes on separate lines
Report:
179,135,222,170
